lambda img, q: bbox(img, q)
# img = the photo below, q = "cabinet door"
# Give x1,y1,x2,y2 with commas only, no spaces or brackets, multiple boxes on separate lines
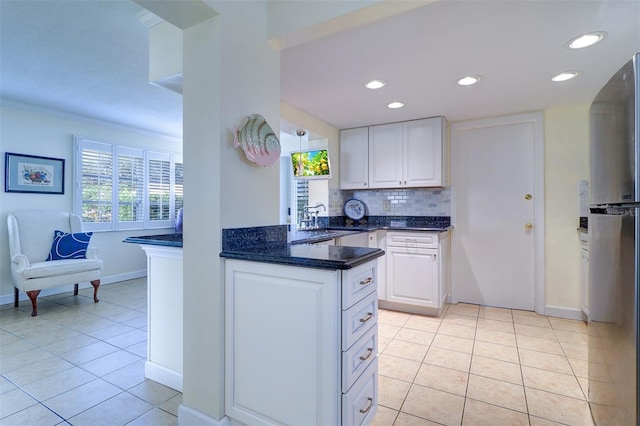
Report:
403,117,443,187
340,127,369,189
386,246,439,308
314,238,335,246
337,232,369,248
369,123,403,189
225,260,341,426
367,231,377,248
376,231,387,300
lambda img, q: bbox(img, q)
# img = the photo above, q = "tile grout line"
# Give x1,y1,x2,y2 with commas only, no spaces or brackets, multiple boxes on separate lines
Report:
459,308,480,426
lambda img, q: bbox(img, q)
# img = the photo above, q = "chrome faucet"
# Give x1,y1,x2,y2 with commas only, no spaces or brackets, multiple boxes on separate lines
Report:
298,203,327,230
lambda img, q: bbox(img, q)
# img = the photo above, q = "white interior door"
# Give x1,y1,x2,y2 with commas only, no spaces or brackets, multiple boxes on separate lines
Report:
451,112,544,312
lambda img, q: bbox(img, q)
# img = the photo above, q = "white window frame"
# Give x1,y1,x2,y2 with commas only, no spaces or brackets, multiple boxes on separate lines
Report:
74,136,182,232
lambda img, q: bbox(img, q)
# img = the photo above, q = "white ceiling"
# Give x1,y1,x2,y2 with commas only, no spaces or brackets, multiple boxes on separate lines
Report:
281,0,640,129
1,0,639,139
0,0,183,138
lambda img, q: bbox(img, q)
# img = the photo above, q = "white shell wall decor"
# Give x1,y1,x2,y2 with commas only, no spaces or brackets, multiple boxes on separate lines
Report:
234,114,281,167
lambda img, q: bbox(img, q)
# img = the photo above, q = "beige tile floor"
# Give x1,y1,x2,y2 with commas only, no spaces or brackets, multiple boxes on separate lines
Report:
0,278,181,426
372,304,594,426
1,279,594,426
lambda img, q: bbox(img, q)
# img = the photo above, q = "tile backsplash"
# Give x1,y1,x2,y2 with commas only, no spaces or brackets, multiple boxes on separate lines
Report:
329,187,450,217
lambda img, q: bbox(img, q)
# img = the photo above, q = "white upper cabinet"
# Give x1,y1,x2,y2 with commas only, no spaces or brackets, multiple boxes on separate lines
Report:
339,127,369,189
369,123,403,188
404,118,444,187
340,117,446,190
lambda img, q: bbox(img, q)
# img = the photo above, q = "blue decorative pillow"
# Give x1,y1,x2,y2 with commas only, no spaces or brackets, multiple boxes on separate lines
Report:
46,230,93,261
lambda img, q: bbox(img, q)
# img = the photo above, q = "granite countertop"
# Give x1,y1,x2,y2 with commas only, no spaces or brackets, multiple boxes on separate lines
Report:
325,225,453,232
290,229,362,245
123,233,183,247
220,225,383,270
220,243,384,270
126,218,450,269
290,224,452,245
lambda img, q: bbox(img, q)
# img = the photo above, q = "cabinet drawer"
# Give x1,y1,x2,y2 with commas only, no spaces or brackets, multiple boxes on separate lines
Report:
342,291,378,349
342,325,377,392
387,232,438,248
342,358,378,426
342,262,377,309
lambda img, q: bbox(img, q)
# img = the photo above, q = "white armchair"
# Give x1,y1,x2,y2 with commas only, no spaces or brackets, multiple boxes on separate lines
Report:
8,211,103,316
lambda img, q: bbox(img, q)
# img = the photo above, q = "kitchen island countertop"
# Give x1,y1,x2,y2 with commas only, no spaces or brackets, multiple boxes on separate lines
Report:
220,224,383,270
123,233,183,247
220,242,384,270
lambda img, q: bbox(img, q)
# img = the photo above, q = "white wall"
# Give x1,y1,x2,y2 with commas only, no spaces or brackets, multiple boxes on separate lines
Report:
178,1,281,422
0,103,181,303
544,104,590,312
281,101,340,190
279,105,340,224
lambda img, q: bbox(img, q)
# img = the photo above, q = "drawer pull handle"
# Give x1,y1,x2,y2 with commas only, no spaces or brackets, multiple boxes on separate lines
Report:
359,312,373,323
359,348,374,361
359,277,373,286
359,397,373,414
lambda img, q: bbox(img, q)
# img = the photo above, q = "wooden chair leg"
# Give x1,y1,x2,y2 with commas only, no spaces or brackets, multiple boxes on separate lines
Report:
91,279,100,303
14,287,19,307
26,290,41,317
74,283,79,296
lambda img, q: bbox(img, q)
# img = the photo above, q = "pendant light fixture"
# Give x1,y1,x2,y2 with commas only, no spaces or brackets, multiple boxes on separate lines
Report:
296,129,306,176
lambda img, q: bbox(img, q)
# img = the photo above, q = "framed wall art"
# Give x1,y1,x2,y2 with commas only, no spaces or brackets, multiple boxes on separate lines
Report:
4,152,65,194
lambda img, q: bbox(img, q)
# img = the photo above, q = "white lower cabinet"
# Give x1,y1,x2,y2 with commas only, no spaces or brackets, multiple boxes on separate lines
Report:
139,245,183,392
386,245,438,307
382,231,450,316
342,360,378,426
225,259,378,426
336,232,370,248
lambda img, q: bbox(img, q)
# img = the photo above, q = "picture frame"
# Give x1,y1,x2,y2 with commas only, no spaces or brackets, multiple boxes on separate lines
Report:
4,152,65,194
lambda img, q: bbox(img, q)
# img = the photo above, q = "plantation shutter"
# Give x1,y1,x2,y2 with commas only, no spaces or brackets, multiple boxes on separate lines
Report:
147,151,172,227
174,161,184,220
117,146,144,228
79,141,113,230
74,136,182,232
296,179,309,222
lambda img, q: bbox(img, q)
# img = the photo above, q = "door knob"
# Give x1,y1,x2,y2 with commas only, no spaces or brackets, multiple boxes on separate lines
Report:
525,194,533,200
524,223,533,231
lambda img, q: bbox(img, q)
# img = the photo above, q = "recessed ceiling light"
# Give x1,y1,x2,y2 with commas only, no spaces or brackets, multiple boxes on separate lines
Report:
457,75,481,86
365,79,386,89
387,101,405,109
551,71,579,82
568,32,605,49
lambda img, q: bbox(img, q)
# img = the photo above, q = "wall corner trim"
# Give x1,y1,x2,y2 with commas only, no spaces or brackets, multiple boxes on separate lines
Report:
544,305,583,321
178,405,230,426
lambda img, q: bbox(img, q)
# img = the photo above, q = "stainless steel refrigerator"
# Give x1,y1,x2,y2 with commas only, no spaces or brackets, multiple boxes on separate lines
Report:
588,53,640,425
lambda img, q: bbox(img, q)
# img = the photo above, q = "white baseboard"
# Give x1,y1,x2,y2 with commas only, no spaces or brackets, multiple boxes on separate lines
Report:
145,361,182,392
0,270,147,306
544,305,583,321
178,405,230,426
